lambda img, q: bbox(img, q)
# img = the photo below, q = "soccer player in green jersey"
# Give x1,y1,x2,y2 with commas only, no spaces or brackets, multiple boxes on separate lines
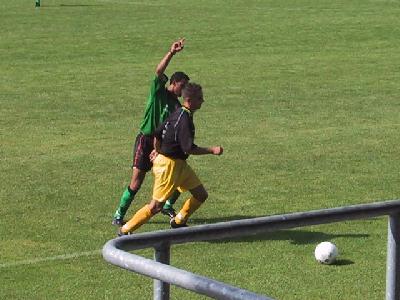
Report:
112,39,189,226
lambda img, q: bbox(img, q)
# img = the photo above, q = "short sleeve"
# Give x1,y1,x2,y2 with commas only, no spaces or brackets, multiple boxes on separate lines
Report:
149,74,168,96
178,114,195,153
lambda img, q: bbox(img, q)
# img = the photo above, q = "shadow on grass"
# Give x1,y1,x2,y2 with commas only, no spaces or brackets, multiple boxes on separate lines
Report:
149,215,369,246
207,229,368,246
150,214,255,225
333,259,354,266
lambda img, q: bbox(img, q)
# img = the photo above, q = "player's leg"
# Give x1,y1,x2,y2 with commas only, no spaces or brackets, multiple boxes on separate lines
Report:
112,168,146,225
171,163,207,228
171,185,207,228
161,189,181,218
119,154,177,235
112,133,152,225
119,199,164,235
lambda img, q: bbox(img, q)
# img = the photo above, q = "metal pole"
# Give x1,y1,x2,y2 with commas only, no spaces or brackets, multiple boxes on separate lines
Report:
102,199,400,300
154,243,170,300
104,240,272,300
386,213,400,300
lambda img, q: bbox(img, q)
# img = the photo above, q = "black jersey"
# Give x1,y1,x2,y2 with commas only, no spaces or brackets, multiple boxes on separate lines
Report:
154,107,197,160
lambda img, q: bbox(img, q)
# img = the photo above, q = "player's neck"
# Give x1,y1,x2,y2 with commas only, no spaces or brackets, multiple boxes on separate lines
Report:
182,106,192,114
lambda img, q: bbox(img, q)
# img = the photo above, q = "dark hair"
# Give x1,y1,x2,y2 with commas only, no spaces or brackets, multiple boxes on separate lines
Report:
182,82,203,100
170,71,190,84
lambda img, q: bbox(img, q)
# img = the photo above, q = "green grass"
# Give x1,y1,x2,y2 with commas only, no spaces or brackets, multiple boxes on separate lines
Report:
1,0,399,299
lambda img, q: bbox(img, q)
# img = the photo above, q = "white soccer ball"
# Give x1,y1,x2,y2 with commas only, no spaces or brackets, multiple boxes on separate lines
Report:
314,242,338,265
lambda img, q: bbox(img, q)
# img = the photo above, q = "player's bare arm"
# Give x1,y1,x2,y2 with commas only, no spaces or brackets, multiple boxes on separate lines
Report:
153,136,161,152
149,137,161,162
155,38,185,77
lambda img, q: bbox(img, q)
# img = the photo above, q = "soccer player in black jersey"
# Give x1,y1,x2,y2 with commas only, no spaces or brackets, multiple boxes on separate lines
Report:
120,83,223,234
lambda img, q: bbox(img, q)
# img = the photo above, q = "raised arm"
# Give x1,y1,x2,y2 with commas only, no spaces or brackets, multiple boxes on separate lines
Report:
155,38,185,77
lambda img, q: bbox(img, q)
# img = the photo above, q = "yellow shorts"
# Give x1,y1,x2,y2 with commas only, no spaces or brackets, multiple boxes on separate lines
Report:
152,154,201,202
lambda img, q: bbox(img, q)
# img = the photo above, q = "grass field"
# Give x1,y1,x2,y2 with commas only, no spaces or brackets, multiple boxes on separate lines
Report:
1,0,399,299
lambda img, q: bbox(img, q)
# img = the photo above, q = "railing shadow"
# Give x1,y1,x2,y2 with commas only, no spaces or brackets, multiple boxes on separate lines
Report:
150,214,369,246
209,229,368,245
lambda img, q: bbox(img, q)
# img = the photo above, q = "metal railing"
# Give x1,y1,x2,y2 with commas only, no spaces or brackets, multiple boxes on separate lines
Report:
102,199,400,300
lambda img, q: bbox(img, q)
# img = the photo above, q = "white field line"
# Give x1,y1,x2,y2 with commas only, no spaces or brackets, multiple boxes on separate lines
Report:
0,249,101,268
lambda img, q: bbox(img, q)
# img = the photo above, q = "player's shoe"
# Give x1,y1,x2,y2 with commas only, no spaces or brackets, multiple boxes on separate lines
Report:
161,207,176,219
117,228,131,237
170,218,188,229
112,218,126,227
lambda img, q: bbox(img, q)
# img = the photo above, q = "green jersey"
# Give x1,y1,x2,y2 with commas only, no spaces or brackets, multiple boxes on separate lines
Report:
139,75,181,135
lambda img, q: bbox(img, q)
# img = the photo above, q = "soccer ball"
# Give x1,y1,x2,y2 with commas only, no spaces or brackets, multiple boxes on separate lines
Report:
314,242,338,264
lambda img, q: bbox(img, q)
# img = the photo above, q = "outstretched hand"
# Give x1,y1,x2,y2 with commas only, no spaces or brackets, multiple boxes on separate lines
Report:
170,38,185,54
212,146,224,156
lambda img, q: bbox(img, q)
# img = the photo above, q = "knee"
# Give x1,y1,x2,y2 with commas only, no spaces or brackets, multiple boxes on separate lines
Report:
197,190,208,203
150,206,161,215
190,185,208,203
130,181,142,191
148,201,163,215
130,169,146,190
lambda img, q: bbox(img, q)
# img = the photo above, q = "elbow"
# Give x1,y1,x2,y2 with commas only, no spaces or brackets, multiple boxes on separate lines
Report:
184,149,193,155
155,64,163,77
183,145,196,155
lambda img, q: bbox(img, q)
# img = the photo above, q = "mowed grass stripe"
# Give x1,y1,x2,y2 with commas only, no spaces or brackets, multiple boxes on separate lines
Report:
0,250,101,268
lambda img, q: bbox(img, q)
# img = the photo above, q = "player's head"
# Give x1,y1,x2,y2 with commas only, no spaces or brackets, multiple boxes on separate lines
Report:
182,82,204,112
170,71,190,97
